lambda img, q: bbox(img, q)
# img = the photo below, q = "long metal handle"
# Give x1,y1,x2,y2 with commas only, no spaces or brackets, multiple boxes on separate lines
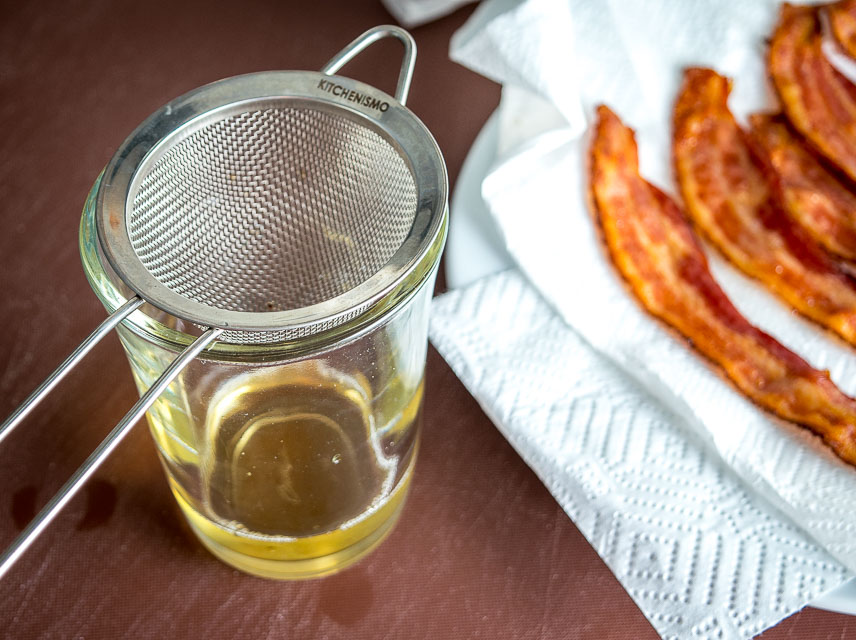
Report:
0,296,145,446
321,25,417,105
0,326,223,580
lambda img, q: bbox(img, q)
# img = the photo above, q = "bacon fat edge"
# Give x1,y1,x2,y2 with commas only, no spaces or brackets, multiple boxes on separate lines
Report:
770,3,856,182
829,0,856,61
748,112,856,264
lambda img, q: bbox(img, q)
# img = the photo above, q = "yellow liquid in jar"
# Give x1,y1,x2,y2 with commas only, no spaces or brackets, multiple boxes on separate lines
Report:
142,361,422,580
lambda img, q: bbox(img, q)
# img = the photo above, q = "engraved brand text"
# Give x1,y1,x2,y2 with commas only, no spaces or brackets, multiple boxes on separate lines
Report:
317,80,389,112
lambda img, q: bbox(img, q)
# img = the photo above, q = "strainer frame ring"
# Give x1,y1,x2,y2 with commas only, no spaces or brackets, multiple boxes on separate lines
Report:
95,70,447,337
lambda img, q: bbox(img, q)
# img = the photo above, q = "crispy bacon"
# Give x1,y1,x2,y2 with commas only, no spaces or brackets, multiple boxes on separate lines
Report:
829,0,856,61
748,112,856,263
769,4,856,182
590,104,856,466
673,67,856,346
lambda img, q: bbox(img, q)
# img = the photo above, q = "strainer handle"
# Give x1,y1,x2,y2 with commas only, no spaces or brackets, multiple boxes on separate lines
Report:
0,296,145,446
0,326,223,580
321,25,416,105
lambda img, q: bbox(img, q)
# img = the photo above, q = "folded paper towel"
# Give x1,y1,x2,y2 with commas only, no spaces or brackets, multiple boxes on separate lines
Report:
435,0,856,637
429,272,850,639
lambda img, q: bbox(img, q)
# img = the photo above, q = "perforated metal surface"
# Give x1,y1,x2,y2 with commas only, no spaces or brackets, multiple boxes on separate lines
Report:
128,104,418,343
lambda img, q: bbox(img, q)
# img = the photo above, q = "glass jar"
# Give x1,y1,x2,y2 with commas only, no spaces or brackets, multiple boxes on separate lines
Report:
79,175,446,580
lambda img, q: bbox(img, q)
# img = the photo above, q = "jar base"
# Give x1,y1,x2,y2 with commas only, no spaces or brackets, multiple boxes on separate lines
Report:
187,503,406,580
172,466,413,581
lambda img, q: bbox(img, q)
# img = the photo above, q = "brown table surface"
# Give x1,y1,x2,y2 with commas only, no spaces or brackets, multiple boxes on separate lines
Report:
1,1,854,638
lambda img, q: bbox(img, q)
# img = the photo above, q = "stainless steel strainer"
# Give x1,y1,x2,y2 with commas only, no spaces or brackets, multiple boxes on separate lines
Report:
0,25,447,577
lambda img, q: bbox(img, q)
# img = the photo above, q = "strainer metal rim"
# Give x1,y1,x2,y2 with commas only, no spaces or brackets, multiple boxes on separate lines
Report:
95,70,447,335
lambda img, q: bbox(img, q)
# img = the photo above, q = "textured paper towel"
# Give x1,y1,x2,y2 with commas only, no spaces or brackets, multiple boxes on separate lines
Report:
429,271,851,639
448,0,856,574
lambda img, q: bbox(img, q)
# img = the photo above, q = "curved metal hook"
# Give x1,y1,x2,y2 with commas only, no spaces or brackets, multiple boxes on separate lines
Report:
321,25,417,105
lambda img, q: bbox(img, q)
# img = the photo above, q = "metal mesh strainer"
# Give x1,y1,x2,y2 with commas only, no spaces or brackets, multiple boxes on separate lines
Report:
125,101,419,343
0,25,447,577
130,106,416,316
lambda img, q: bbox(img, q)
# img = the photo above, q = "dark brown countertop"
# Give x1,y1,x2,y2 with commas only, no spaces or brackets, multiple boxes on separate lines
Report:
0,1,853,637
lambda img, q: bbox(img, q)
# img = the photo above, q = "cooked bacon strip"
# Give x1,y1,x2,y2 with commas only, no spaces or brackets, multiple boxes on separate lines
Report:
769,4,856,182
829,0,856,61
673,67,856,346
748,112,856,263
590,105,856,466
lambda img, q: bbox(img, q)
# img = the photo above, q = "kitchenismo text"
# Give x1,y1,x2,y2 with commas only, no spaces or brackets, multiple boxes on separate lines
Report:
317,79,390,112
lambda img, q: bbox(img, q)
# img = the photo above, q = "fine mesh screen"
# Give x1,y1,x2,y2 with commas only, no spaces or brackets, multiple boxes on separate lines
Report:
128,105,418,326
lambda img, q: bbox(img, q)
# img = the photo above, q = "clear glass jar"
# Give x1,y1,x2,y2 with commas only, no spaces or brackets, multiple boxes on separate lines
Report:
79,175,446,580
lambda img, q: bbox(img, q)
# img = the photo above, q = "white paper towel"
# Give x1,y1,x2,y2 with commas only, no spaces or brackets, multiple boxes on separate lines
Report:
429,271,851,639
381,0,475,27
432,0,856,636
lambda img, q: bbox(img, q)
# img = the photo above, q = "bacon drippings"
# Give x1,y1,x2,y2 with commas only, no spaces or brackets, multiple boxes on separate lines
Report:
829,0,856,61
673,67,856,346
590,104,856,466
770,4,856,182
748,113,856,263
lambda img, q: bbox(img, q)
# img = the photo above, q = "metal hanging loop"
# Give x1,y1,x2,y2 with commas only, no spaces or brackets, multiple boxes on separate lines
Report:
321,25,416,105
